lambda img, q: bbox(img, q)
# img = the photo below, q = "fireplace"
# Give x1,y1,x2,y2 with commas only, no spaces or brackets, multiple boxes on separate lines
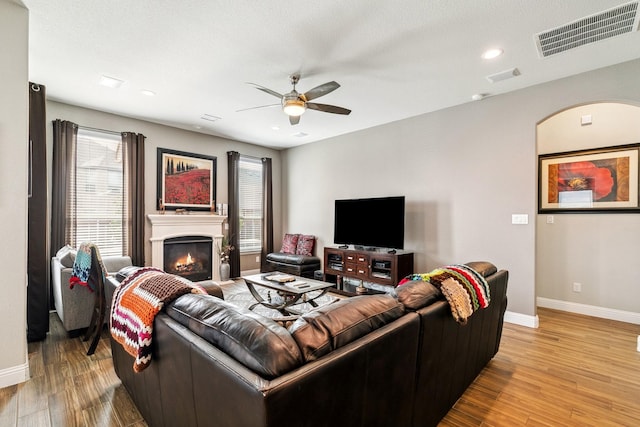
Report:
163,236,212,282
147,213,227,283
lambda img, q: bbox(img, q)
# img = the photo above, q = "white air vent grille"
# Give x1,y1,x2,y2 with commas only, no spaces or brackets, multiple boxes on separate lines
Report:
535,1,639,57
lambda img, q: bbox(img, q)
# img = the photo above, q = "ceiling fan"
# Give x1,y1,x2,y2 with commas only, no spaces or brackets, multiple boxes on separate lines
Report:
241,74,351,125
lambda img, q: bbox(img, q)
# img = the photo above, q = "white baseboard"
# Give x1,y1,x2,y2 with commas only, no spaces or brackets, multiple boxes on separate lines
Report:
504,310,539,328
0,361,29,388
537,297,640,325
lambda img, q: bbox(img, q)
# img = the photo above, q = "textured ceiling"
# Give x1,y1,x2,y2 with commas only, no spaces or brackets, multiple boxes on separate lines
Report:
23,0,640,149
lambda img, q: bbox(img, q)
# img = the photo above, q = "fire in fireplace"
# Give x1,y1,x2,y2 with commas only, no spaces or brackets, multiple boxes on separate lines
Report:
163,236,212,282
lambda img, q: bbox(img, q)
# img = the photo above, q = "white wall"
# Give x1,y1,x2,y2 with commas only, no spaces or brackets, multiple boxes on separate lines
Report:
0,0,29,387
45,102,283,266
282,58,640,323
537,103,640,319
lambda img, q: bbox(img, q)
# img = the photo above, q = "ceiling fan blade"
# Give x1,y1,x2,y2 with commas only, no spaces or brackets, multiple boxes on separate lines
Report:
236,103,280,112
289,115,300,125
247,83,283,99
303,81,340,101
306,102,351,115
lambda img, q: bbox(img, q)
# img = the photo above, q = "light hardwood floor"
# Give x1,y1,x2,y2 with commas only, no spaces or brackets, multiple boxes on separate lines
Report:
1,307,638,426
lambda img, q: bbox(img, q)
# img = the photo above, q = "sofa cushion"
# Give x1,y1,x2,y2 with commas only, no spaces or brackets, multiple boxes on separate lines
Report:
295,234,315,256
289,294,404,362
101,256,133,276
266,252,320,266
281,233,300,254
56,245,76,268
394,280,442,311
166,293,303,379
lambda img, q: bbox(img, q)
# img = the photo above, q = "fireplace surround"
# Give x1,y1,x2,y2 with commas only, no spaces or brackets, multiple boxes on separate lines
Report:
148,214,227,282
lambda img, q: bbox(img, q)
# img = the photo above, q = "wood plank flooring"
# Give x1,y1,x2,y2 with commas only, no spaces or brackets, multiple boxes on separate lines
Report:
0,313,145,427
440,308,640,426
1,307,638,426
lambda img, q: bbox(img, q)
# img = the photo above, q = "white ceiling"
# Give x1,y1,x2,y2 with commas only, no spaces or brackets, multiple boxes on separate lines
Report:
23,0,640,149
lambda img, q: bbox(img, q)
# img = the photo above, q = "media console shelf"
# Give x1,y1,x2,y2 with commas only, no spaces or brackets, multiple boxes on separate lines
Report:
324,247,414,287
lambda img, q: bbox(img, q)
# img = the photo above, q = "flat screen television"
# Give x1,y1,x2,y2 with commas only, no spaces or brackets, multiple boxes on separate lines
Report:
334,196,405,250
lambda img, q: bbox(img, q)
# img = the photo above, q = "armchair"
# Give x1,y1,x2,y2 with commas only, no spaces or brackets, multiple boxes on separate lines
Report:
264,234,320,278
51,245,132,334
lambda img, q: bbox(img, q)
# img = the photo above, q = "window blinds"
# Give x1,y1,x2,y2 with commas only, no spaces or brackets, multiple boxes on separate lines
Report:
68,127,125,257
238,156,263,253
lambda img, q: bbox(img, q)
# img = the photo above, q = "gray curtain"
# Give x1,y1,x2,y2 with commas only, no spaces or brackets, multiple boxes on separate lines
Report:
227,151,241,277
260,157,273,272
27,82,49,341
50,119,78,258
122,132,146,266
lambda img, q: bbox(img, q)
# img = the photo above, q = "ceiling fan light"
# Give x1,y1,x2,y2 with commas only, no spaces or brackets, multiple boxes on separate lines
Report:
283,99,306,116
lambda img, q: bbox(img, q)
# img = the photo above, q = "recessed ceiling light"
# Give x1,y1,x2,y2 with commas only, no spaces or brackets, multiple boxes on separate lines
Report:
471,93,486,101
271,126,280,131
292,132,308,138
481,48,503,60
140,89,156,96
99,75,125,88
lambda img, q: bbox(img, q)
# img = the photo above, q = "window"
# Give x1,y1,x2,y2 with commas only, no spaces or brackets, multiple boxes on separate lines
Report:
238,156,263,253
68,127,125,257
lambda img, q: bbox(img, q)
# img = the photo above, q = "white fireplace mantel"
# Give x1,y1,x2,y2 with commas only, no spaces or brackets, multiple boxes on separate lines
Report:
148,213,227,282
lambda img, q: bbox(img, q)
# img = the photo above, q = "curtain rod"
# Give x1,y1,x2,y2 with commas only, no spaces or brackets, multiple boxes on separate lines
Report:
77,124,122,136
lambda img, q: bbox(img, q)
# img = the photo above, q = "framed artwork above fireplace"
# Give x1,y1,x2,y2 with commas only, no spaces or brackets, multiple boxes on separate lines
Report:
157,148,217,211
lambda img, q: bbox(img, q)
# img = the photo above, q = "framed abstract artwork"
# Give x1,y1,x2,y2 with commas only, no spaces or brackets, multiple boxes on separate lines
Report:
157,148,217,211
538,143,640,213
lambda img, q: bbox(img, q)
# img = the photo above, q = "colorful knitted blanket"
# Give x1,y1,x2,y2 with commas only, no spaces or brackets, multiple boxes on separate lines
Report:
399,264,490,324
110,267,206,372
70,242,106,292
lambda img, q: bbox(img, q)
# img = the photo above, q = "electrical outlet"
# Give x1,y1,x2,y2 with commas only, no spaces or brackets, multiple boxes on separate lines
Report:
546,215,554,224
255,256,260,263
572,282,582,292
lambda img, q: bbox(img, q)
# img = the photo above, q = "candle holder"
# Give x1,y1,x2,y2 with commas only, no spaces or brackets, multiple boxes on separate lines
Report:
356,279,368,294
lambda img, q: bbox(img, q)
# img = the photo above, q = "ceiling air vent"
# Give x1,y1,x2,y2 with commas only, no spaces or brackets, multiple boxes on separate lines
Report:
535,1,640,58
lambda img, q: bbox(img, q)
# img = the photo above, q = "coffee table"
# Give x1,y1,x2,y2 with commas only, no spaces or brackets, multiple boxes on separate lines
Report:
242,272,335,316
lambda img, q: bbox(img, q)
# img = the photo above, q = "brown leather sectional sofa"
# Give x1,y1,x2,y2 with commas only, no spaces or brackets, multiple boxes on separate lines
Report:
110,261,508,427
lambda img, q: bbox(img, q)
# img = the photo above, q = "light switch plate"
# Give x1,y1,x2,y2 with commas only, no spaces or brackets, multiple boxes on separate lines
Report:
511,214,528,225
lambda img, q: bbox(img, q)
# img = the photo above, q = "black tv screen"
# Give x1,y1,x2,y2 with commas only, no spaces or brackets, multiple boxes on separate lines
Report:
334,196,405,250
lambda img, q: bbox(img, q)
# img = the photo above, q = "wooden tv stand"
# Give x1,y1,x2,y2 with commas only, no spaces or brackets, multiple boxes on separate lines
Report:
324,247,414,287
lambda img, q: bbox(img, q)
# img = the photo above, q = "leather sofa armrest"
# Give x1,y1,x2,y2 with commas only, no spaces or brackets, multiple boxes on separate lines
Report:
465,261,497,277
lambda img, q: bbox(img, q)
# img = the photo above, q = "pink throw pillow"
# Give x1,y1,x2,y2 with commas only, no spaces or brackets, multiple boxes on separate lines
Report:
295,235,315,256
281,234,300,254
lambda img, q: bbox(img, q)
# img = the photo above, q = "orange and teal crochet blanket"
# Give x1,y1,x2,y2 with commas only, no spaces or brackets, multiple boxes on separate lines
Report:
399,264,490,324
110,267,206,372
